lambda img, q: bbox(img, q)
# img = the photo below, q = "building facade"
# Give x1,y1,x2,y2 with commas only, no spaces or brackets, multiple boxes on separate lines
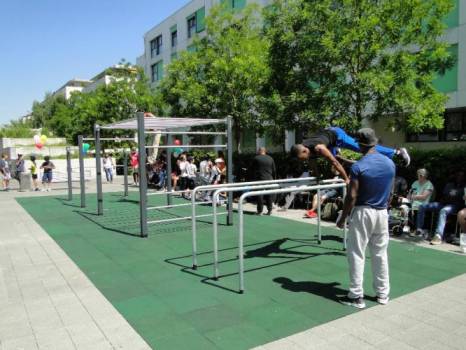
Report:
137,0,271,87
53,79,92,100
370,0,466,149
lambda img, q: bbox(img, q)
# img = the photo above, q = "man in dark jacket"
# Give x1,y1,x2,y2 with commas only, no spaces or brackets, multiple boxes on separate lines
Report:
251,147,276,215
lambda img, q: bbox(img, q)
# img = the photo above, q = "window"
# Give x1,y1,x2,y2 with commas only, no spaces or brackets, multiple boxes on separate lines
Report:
407,108,466,142
150,35,163,58
187,15,196,38
171,30,177,48
151,61,163,83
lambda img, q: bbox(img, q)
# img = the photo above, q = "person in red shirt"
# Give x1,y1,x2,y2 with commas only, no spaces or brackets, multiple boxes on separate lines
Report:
130,149,139,186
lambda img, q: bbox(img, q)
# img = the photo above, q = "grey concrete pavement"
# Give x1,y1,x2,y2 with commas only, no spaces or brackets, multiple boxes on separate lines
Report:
251,205,466,350
0,178,150,350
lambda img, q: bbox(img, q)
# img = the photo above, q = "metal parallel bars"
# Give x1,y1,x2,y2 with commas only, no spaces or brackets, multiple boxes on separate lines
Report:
190,177,318,269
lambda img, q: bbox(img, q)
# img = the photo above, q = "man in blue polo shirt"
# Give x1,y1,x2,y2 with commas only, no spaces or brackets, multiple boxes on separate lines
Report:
336,128,395,309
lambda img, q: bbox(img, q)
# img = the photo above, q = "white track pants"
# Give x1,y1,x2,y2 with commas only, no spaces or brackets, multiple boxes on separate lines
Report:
347,206,390,299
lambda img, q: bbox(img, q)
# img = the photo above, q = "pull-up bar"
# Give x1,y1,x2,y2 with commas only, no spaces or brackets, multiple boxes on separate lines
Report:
145,144,227,149
146,131,227,136
82,137,136,142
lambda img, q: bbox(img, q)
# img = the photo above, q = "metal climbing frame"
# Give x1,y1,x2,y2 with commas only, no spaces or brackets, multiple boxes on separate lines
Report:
235,182,348,293
190,177,318,269
87,112,233,238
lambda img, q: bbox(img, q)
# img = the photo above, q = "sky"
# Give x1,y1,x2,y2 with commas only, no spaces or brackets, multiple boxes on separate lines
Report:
0,0,190,124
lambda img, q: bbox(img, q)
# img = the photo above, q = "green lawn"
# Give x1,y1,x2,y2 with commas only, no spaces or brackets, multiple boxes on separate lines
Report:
17,192,466,350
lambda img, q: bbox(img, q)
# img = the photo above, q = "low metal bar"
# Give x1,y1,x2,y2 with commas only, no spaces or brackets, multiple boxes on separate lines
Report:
190,176,317,269
147,201,213,211
237,183,346,293
146,131,227,136
147,189,191,196
147,212,227,225
145,144,227,149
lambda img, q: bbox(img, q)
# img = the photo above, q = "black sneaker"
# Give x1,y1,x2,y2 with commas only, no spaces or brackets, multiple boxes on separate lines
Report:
339,296,366,309
397,147,411,167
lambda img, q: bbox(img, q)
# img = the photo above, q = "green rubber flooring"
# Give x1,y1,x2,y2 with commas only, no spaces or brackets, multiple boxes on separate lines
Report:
17,192,466,350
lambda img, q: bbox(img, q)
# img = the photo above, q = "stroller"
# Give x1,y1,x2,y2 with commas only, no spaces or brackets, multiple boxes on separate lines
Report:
389,194,411,236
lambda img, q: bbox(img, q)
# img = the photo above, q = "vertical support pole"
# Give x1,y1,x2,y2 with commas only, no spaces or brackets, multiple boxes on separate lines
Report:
78,135,86,208
213,191,220,280
166,134,173,206
123,150,129,197
342,185,348,251
137,112,148,238
191,189,198,270
317,188,322,244
66,147,72,201
238,200,245,294
94,125,103,216
226,116,233,225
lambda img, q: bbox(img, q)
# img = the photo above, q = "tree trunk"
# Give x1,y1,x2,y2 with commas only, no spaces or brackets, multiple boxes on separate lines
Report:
234,122,242,154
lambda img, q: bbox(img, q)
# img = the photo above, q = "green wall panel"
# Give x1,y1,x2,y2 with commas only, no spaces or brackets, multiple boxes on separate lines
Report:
443,0,459,28
433,44,458,93
196,7,205,33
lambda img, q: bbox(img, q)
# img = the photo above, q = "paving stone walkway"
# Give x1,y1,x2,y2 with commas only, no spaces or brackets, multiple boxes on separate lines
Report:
0,181,150,350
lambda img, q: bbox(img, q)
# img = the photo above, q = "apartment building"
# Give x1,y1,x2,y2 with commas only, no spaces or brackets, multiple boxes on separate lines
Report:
53,79,92,100
138,0,466,151
53,65,137,100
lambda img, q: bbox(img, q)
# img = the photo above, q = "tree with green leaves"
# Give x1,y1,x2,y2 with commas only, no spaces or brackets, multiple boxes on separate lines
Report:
265,0,455,134
30,66,159,142
159,3,270,152
0,119,35,138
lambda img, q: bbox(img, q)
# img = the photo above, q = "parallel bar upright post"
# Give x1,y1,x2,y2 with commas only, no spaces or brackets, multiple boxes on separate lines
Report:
137,112,148,238
317,188,322,244
78,135,86,208
94,125,103,215
166,134,173,206
123,150,129,197
226,116,233,225
66,147,72,201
